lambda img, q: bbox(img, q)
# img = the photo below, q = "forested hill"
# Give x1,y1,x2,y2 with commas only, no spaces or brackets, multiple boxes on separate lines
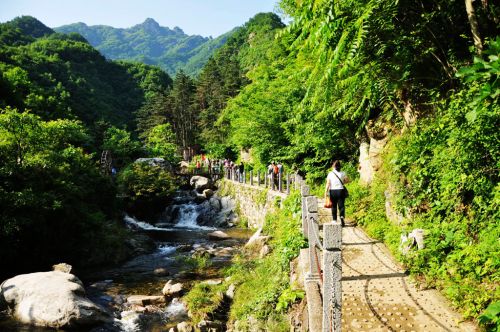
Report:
0,15,177,277
0,16,172,128
55,18,232,76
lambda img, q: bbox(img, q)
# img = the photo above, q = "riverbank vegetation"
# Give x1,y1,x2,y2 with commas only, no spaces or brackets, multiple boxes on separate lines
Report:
183,190,305,330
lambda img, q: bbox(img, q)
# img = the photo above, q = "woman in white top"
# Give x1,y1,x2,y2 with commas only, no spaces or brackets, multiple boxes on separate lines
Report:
325,160,350,226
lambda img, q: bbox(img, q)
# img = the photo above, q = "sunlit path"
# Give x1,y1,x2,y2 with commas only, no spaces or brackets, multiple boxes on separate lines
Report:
318,198,478,332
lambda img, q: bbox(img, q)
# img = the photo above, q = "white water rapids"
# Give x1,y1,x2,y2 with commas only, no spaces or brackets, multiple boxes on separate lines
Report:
124,203,215,232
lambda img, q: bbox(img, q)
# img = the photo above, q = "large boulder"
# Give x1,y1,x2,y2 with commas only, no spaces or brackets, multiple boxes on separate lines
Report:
127,295,165,306
162,280,184,297
245,228,270,253
220,196,236,211
190,176,212,193
0,271,109,328
209,197,221,211
134,157,173,171
207,231,230,241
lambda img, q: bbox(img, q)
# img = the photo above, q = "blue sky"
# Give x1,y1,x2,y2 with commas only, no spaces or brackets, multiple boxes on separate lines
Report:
0,0,281,37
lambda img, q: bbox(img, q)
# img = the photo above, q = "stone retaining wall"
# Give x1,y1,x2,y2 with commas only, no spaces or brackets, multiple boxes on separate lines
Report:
218,180,287,229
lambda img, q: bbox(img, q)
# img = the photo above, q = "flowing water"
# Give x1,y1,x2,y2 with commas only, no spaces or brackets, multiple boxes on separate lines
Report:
0,190,250,331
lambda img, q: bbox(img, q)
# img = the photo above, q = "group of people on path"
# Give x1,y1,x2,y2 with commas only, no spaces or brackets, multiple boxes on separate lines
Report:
267,161,284,186
198,155,349,225
194,155,224,177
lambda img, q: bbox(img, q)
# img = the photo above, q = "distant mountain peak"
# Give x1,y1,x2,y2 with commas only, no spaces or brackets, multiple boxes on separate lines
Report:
142,18,160,27
131,17,163,34
173,26,184,34
7,16,54,38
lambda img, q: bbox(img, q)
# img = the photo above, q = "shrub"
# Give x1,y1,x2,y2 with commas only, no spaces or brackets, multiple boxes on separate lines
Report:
117,162,177,218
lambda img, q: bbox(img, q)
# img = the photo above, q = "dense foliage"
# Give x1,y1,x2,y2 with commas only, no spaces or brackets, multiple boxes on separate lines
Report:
117,162,177,219
0,16,172,129
134,13,285,153
0,108,128,277
0,17,178,277
55,18,232,76
189,0,499,327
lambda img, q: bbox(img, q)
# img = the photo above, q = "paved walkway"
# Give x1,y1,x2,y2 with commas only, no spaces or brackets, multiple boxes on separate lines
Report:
318,199,478,332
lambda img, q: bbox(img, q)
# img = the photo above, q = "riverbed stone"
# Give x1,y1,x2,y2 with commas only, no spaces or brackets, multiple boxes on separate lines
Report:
203,189,214,198
0,271,109,328
127,295,165,306
226,284,236,300
153,268,169,276
209,197,221,211
135,157,173,171
220,196,236,211
190,176,212,192
162,280,184,297
202,279,223,285
89,279,113,291
208,230,230,240
176,244,193,252
259,244,270,258
194,193,207,203
198,319,223,331
52,263,72,273
214,247,234,257
177,321,194,332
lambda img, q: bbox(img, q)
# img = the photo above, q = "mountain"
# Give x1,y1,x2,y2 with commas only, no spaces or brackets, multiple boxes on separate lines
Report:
0,16,172,128
55,18,232,76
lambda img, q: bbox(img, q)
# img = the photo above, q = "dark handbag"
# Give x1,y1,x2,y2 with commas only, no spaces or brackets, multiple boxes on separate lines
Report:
332,171,349,198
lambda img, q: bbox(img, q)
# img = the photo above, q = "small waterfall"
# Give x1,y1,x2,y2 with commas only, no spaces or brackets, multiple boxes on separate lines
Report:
157,244,177,255
124,215,173,231
124,203,215,232
173,204,214,230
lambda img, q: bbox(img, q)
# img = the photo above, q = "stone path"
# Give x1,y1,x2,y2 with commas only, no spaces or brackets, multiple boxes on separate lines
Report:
317,199,478,332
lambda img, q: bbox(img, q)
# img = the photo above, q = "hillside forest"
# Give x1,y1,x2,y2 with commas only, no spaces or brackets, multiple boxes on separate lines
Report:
0,0,499,330
54,18,233,77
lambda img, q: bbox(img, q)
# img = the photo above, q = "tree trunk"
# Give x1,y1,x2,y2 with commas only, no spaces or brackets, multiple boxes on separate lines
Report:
465,0,483,54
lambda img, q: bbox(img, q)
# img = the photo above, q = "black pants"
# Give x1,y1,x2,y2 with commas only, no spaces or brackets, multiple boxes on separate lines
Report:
330,189,345,222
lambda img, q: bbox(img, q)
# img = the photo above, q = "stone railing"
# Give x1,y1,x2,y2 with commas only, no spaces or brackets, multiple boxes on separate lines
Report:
224,168,293,194
224,170,342,330
298,176,342,332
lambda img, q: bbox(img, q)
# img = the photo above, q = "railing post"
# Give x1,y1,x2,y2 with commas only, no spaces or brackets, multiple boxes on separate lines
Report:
305,195,322,332
301,184,310,238
286,173,290,195
257,171,260,186
322,223,342,332
243,171,246,184
271,172,275,191
278,172,282,192
250,170,253,186
305,196,319,279
295,174,299,189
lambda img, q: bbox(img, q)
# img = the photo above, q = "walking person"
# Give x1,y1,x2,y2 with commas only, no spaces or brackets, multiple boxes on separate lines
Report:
239,162,245,183
195,160,201,174
325,160,350,226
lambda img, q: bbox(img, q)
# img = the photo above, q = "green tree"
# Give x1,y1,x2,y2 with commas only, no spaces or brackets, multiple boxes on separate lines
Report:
0,108,126,276
170,70,197,148
102,126,141,166
145,123,180,163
